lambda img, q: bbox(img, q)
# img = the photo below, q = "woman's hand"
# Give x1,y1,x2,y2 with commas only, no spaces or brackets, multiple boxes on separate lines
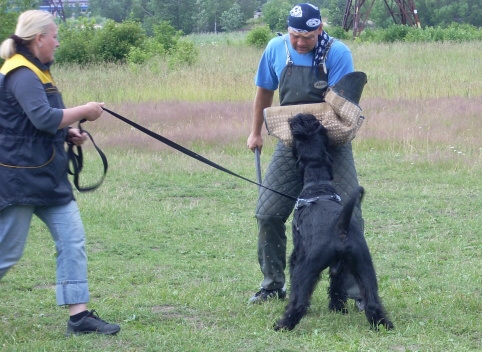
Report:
83,102,105,121
68,128,87,146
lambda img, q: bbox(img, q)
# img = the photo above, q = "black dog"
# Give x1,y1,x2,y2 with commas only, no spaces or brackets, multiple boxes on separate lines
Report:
274,113,393,331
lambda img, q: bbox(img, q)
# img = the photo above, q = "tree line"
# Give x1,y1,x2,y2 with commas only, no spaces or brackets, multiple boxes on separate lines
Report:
2,1,480,38
0,0,480,67
88,0,481,34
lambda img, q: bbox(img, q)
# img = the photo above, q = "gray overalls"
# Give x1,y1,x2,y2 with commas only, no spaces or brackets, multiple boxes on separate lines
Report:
255,37,363,298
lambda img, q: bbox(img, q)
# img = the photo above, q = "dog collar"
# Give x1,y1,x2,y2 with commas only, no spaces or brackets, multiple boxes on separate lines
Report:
295,193,341,209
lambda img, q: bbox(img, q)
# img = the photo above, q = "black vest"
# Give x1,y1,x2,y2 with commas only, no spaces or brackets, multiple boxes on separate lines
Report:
0,53,73,211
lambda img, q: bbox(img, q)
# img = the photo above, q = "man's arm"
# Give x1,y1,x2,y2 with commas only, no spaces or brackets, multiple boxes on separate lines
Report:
326,42,354,86
247,87,275,152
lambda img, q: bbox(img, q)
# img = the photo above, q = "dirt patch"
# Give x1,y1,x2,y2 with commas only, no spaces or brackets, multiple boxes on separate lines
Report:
89,97,481,160
94,101,252,151
359,96,481,147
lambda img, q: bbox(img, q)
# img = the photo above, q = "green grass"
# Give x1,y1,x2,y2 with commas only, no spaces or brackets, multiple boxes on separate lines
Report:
1,146,480,351
0,39,481,351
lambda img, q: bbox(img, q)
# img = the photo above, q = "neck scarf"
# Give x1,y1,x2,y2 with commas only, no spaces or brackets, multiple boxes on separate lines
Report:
313,30,330,70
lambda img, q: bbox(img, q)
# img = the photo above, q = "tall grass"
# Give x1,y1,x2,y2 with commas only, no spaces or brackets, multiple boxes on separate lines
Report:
353,41,482,100
54,41,481,105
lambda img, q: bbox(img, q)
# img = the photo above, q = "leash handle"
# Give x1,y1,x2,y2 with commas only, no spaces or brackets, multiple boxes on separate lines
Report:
67,120,108,192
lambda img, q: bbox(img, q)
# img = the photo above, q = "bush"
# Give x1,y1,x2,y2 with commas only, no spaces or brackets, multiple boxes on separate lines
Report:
152,21,183,54
126,46,151,65
92,20,146,63
55,20,97,64
325,26,352,41
126,37,165,65
56,19,146,64
246,25,274,48
168,39,199,69
381,24,412,42
403,27,432,42
444,23,482,41
357,28,382,43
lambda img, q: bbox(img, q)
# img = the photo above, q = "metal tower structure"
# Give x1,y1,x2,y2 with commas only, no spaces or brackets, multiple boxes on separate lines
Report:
40,0,66,22
343,0,421,37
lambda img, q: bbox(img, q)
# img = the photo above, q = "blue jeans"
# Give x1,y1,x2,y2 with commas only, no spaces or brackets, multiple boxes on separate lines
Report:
0,201,90,305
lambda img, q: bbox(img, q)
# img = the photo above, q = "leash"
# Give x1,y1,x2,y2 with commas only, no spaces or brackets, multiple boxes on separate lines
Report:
101,107,297,201
67,119,108,192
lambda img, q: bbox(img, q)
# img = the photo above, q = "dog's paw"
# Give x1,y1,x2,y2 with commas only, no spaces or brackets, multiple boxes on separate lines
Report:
273,321,293,332
329,300,348,314
371,318,394,331
381,319,394,331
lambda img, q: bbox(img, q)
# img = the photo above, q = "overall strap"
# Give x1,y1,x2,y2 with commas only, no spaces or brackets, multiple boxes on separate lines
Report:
283,35,293,65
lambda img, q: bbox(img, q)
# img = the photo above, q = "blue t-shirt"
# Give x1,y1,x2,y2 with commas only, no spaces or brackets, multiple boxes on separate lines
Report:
255,34,354,91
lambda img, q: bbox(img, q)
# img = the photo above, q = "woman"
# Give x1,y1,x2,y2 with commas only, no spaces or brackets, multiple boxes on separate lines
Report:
0,10,120,335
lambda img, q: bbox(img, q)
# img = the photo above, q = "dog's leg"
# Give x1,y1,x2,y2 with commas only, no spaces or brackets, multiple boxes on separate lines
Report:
328,261,348,313
349,249,394,330
274,256,330,331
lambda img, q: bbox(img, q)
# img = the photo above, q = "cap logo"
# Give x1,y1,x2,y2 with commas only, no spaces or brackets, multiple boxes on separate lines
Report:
290,6,303,17
306,18,321,27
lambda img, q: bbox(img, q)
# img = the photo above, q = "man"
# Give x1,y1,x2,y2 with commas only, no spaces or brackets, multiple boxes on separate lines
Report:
247,3,364,307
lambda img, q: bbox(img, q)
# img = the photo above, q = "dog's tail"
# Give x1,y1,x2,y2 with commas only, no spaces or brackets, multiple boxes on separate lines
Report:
335,186,364,234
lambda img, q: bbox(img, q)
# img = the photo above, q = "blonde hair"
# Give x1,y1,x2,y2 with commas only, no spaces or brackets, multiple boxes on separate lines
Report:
0,10,54,60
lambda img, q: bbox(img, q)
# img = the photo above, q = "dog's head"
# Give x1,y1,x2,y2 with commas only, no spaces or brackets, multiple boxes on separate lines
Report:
288,113,333,181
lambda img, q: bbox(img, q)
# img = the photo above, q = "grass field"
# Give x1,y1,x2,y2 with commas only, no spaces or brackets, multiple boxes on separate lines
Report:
0,38,481,351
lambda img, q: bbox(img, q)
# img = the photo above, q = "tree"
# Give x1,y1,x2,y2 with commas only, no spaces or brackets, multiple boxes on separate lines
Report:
327,0,346,27
89,0,133,23
332,0,482,30
193,0,210,32
0,2,17,44
421,0,481,27
238,0,264,20
261,0,292,31
220,2,244,32
192,0,232,33
0,0,42,46
152,20,182,53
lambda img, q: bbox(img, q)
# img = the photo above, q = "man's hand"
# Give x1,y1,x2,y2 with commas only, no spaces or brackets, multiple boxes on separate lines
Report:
247,132,264,153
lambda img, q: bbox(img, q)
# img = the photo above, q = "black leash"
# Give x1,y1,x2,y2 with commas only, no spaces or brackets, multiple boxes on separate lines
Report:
101,107,297,201
67,119,108,192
